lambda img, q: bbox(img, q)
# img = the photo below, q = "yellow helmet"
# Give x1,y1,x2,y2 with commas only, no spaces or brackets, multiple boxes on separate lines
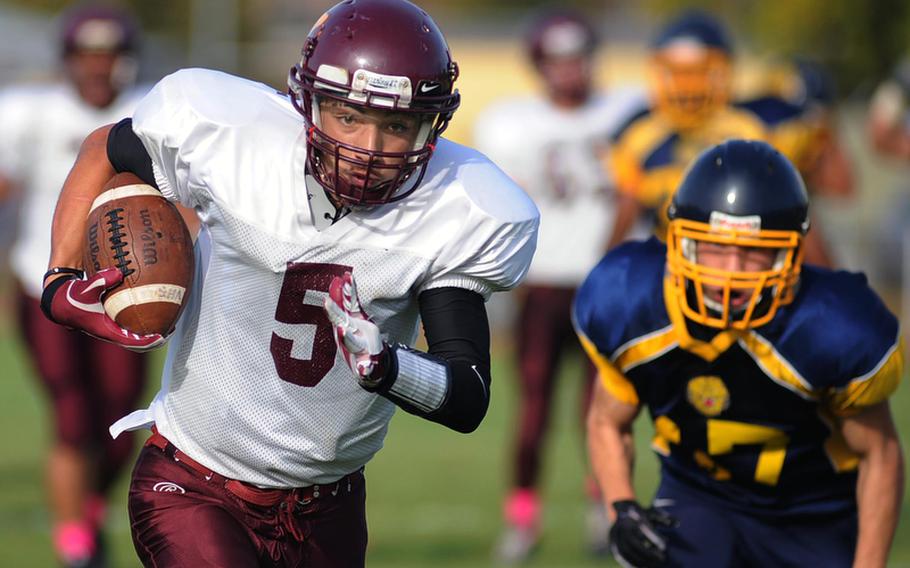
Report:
649,11,733,130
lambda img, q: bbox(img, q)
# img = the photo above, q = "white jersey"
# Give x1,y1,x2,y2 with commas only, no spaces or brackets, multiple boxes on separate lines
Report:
111,69,539,488
0,83,145,297
474,89,645,286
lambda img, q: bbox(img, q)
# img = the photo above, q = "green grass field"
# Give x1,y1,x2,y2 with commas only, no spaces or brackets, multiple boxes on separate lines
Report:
1,315,910,567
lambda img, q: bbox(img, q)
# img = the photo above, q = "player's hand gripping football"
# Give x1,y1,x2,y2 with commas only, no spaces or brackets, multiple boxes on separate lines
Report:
324,272,389,388
609,500,678,568
43,268,164,352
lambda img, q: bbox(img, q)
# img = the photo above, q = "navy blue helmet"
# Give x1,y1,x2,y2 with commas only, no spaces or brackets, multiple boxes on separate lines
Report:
653,10,733,55
669,139,809,233
666,140,808,330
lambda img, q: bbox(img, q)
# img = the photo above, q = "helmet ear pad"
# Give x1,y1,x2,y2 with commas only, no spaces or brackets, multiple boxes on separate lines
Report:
287,0,461,207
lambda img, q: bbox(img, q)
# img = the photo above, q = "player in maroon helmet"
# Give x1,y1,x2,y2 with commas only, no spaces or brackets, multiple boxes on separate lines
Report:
474,8,645,562
288,6,460,207
42,1,538,566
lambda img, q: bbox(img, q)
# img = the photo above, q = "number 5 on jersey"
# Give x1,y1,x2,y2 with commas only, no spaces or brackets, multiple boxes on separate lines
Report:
270,262,351,387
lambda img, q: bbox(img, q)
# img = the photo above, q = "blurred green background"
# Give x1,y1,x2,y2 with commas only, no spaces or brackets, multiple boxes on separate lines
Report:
2,308,910,566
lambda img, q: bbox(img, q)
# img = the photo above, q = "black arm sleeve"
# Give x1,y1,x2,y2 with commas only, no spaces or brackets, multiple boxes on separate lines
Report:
107,118,158,188
381,287,492,433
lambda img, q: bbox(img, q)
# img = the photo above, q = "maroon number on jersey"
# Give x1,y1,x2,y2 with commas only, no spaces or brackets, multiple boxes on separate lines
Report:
270,262,351,387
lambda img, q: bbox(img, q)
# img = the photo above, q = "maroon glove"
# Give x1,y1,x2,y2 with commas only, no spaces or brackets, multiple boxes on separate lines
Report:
42,268,164,351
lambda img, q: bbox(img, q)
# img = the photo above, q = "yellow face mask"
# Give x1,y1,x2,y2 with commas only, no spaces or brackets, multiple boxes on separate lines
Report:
665,217,804,330
649,47,732,130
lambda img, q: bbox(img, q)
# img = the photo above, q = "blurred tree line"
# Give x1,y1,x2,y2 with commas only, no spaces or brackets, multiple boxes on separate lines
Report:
5,0,909,99
0,0,264,52
432,0,910,99
646,0,910,98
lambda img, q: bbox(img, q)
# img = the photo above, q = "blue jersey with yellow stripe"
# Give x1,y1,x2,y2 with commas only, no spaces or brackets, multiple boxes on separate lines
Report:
737,96,827,178
573,238,903,515
608,105,769,236
609,97,823,237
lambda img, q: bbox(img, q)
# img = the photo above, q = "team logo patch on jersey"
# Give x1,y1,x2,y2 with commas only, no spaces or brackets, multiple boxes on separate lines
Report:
153,481,186,494
686,375,730,416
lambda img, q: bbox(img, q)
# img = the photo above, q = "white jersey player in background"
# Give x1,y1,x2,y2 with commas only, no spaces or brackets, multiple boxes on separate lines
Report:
473,9,645,564
41,0,538,566
0,6,150,567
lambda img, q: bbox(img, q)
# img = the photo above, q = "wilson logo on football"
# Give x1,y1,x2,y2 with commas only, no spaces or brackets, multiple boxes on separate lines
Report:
153,481,186,494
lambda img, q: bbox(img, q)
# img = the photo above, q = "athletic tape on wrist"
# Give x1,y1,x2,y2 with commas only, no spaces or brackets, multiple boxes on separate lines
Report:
388,346,449,413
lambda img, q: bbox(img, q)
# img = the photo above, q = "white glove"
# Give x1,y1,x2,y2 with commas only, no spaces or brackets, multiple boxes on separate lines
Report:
323,271,389,386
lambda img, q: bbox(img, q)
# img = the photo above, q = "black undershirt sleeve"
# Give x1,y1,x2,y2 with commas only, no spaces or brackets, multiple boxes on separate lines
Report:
381,287,492,433
106,117,158,188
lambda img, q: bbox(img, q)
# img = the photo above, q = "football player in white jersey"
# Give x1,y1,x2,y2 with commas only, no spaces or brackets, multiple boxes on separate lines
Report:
0,5,148,567
868,57,910,160
473,9,645,563
41,0,539,566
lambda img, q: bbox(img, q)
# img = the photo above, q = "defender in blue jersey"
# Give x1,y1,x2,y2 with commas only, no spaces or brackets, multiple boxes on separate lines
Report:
575,140,904,568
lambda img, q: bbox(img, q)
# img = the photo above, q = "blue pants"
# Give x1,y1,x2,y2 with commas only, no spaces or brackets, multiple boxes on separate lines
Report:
653,474,857,568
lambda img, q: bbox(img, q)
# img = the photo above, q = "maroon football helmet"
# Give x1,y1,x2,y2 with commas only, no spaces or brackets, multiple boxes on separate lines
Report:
526,9,598,67
60,4,140,56
288,0,460,207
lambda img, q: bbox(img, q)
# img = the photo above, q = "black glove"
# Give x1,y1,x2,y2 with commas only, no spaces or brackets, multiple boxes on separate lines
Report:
609,500,678,568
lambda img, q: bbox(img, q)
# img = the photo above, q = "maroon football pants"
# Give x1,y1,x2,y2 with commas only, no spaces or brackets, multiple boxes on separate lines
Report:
512,285,596,490
16,286,147,493
129,440,368,567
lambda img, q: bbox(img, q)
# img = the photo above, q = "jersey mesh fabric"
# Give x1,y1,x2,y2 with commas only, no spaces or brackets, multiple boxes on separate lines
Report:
123,69,539,488
158,204,429,487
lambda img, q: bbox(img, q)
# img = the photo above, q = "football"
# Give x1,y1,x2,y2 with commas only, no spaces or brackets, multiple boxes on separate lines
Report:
83,172,195,336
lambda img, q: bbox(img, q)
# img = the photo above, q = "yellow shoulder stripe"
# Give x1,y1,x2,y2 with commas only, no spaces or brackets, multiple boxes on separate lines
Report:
577,332,640,406
738,332,817,400
710,107,769,141
767,120,816,170
610,115,674,199
636,165,683,209
612,325,678,373
828,336,904,416
609,147,643,197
